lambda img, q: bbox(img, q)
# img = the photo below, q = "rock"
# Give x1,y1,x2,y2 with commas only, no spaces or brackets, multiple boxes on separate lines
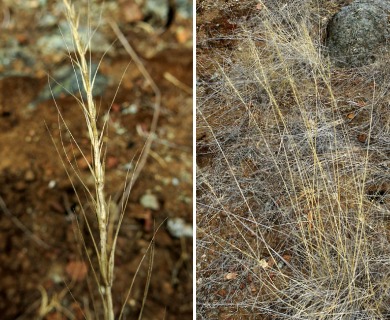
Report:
140,192,160,210
47,262,65,284
166,217,193,238
326,0,390,67
176,0,193,19
36,21,111,57
143,0,170,28
24,169,35,182
121,2,143,23
0,45,36,79
143,0,192,28
37,13,58,28
28,63,108,109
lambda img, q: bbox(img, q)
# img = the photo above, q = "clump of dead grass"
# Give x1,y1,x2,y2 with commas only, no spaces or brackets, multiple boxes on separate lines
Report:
197,1,390,318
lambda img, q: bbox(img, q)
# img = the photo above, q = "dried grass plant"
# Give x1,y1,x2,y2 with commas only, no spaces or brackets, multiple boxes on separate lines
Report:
197,1,390,318
46,0,161,318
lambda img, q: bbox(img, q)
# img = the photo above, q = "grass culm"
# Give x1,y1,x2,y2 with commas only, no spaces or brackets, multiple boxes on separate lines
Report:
47,1,161,318
62,2,115,318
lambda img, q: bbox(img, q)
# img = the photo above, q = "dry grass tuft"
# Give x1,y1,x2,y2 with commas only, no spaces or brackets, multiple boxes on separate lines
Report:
197,1,390,318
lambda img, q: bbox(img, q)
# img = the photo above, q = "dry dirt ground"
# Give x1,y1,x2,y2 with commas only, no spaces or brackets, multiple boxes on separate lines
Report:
0,1,192,319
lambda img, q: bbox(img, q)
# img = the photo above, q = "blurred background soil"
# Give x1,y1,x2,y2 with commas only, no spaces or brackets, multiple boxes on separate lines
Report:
0,0,192,319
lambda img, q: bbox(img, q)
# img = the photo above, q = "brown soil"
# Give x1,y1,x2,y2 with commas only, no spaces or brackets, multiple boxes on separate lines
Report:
0,2,192,320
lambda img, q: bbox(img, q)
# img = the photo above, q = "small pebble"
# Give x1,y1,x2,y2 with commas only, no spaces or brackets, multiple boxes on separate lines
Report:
166,217,193,238
28,63,108,109
24,169,35,182
121,162,133,171
122,103,139,115
140,193,160,210
48,180,56,189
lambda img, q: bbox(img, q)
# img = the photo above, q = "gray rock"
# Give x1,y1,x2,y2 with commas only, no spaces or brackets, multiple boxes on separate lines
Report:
37,13,58,28
140,192,160,210
28,63,108,109
143,0,192,27
176,0,193,18
143,0,170,26
0,43,36,79
36,21,111,57
326,0,390,67
166,217,193,238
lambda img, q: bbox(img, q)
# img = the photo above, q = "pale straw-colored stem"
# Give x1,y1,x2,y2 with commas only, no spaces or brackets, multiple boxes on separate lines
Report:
62,1,113,319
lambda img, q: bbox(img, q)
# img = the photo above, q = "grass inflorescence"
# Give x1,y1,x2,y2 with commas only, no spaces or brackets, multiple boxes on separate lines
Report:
47,0,161,318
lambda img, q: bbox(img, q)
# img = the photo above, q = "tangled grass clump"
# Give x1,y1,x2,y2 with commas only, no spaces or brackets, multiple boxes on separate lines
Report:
197,1,390,318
